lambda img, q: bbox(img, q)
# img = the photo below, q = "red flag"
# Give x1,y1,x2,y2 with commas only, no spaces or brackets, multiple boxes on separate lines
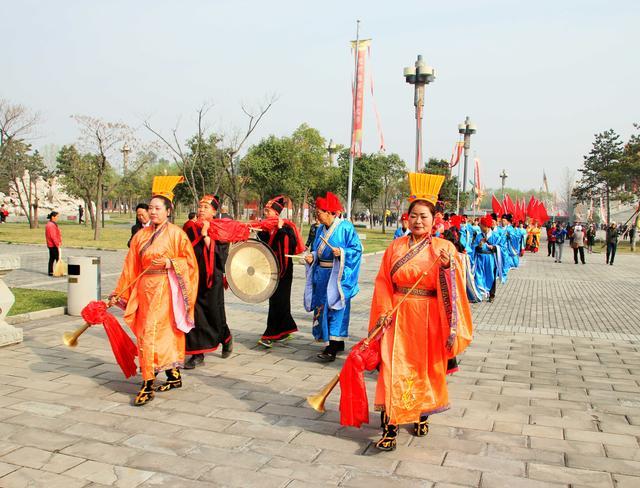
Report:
81,301,138,378
526,196,535,219
491,195,503,215
339,338,381,427
503,194,515,215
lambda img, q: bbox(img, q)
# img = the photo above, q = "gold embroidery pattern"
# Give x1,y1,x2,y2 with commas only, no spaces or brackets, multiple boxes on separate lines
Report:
401,371,417,410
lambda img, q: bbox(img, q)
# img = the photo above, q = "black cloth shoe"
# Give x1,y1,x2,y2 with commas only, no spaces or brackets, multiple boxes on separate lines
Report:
183,354,204,370
156,368,182,392
414,415,430,437
375,414,398,451
221,338,233,359
134,379,155,406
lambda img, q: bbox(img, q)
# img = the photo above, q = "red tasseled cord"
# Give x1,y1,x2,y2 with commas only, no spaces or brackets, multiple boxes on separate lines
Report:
81,301,138,378
339,338,381,427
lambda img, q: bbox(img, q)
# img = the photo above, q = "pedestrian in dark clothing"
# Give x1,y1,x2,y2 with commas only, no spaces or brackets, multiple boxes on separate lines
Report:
305,218,319,250
127,203,150,247
606,222,619,265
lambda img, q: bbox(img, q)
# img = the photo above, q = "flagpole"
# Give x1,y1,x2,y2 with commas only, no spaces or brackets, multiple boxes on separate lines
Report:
455,150,461,213
346,20,360,222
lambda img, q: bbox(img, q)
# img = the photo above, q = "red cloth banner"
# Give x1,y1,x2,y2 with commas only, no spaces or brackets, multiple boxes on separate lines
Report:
351,40,370,156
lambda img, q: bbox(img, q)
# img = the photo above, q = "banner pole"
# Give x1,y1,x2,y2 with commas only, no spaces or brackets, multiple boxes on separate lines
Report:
346,20,360,221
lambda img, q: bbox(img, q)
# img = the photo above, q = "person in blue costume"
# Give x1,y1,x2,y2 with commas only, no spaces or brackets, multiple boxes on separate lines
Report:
473,214,501,302
458,215,475,260
501,214,521,269
393,213,411,239
304,192,362,362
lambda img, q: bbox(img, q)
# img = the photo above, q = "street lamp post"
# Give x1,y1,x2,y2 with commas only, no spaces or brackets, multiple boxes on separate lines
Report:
499,169,508,199
457,116,477,214
120,142,131,175
327,139,338,167
404,55,436,172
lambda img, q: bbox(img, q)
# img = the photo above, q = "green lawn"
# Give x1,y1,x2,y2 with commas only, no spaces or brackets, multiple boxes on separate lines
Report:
0,219,396,253
359,228,395,254
9,288,67,316
0,222,131,250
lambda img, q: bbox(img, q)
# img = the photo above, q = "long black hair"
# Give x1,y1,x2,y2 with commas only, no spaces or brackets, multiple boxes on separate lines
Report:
47,211,59,220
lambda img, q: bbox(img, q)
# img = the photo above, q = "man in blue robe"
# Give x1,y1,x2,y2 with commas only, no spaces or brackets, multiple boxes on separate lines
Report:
304,192,362,362
393,213,410,239
501,214,521,269
474,215,501,302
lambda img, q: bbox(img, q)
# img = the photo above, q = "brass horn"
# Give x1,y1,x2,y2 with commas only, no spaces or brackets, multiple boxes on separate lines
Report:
62,323,91,347
306,373,340,413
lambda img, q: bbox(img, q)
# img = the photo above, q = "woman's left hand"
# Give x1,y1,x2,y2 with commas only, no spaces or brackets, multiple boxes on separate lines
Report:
439,249,451,267
332,247,341,257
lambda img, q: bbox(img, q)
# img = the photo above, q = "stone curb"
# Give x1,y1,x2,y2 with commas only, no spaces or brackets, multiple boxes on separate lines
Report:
6,306,67,325
0,241,121,252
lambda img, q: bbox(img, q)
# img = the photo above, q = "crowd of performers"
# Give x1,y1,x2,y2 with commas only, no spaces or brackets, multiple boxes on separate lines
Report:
394,208,542,305
105,173,481,451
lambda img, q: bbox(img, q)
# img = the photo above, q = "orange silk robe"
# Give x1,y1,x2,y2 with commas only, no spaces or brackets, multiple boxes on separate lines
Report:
114,222,198,380
369,236,473,425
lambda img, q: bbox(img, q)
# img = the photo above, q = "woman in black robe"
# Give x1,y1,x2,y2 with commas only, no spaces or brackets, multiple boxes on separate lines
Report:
182,195,233,369
257,196,300,348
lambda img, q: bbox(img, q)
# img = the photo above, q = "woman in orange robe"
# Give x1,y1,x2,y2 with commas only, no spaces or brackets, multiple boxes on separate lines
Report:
369,173,473,450
110,178,198,406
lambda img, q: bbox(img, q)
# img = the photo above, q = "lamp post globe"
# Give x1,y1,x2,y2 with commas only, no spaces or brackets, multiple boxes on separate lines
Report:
404,54,435,172
457,116,477,214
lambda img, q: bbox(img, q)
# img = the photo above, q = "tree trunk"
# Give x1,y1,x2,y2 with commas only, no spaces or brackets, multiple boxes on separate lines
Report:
94,179,102,240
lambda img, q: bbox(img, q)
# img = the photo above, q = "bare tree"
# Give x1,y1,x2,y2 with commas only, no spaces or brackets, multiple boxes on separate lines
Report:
144,104,219,209
222,99,276,217
70,115,142,240
145,97,277,217
0,99,42,227
0,98,40,162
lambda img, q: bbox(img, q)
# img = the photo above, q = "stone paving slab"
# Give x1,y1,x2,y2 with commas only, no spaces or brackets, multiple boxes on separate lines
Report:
1,245,639,486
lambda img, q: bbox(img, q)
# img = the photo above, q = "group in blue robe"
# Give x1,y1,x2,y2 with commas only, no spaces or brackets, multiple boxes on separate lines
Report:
304,218,362,342
473,229,501,299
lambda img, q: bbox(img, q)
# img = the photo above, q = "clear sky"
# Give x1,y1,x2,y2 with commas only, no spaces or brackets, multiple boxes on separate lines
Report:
3,0,639,192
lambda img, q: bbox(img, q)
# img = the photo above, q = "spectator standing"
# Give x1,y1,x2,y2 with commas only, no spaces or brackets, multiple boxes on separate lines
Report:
586,224,596,253
78,204,84,224
553,223,567,263
572,224,586,264
606,222,619,265
546,223,557,258
45,211,62,276
128,203,151,247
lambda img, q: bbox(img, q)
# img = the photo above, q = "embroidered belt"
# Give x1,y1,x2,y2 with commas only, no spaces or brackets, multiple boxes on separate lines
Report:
318,259,334,268
394,285,436,297
144,268,168,275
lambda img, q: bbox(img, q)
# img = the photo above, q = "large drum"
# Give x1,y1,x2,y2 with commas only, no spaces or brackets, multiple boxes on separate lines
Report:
225,239,279,303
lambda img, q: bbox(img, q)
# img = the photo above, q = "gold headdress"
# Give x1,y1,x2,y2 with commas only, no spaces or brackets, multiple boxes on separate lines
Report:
407,173,445,206
151,176,184,202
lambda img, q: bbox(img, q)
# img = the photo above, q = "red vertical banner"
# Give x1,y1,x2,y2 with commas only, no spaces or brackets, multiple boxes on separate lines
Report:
351,40,370,156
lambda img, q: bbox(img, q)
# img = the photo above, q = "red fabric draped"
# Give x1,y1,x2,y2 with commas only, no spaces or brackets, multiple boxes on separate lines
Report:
339,338,381,427
81,301,138,378
183,218,251,288
251,218,305,254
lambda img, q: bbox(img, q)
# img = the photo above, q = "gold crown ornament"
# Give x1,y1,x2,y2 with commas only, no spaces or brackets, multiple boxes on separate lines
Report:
407,173,445,206
151,176,185,203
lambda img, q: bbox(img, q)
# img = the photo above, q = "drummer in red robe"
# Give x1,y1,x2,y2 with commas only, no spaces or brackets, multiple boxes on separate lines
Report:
257,195,304,347
182,195,233,368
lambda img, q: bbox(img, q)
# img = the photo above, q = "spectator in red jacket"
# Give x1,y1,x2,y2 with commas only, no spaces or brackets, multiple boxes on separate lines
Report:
45,211,62,276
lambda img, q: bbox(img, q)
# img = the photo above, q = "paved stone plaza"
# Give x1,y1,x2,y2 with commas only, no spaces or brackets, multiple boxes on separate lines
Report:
1,242,640,487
